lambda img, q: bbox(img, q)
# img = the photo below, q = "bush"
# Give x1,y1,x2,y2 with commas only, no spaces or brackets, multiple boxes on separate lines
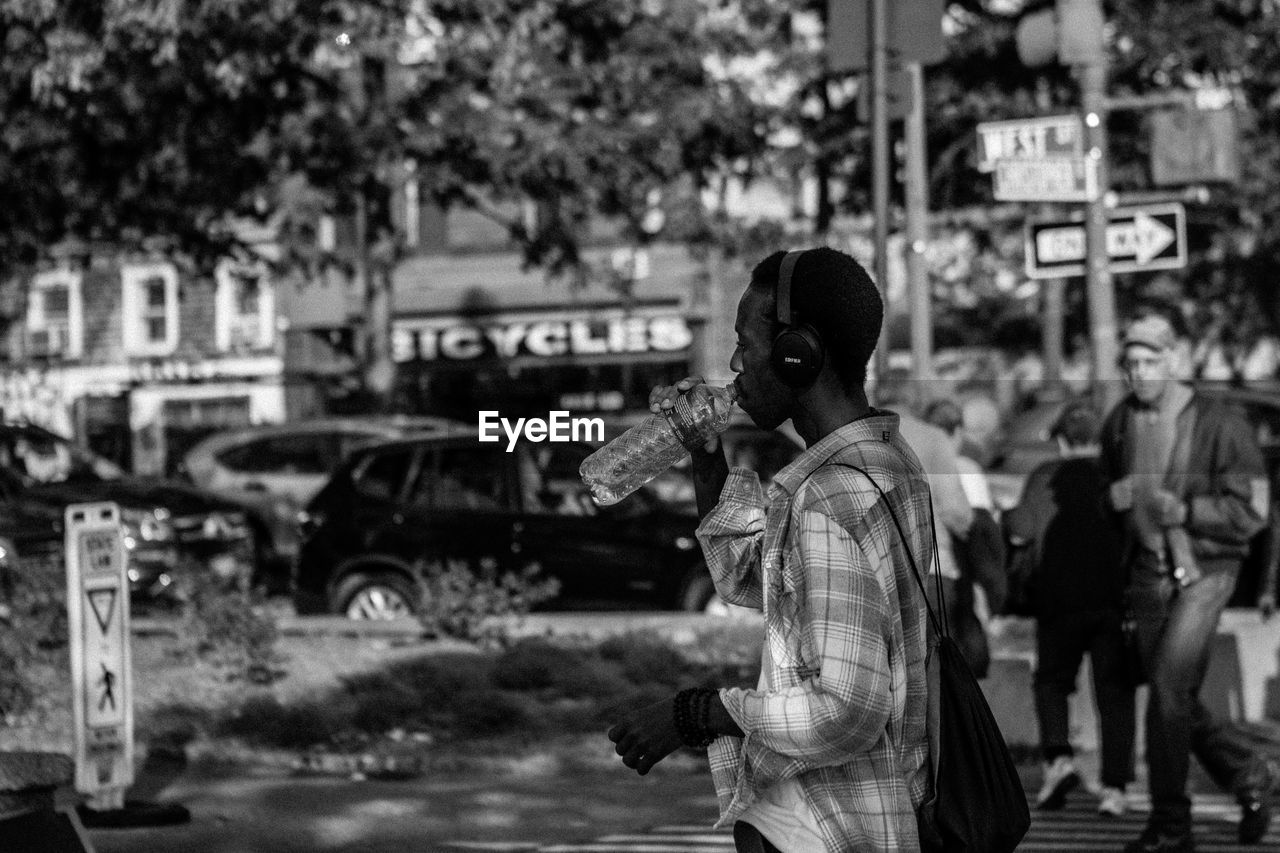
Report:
218,695,354,749
182,575,282,683
416,560,560,644
493,639,630,698
449,688,530,738
341,672,425,734
492,639,582,691
598,631,697,688
384,653,490,697
0,545,68,718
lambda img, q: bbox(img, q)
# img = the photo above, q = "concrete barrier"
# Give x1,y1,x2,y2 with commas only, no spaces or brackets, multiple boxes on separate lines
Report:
981,610,1280,754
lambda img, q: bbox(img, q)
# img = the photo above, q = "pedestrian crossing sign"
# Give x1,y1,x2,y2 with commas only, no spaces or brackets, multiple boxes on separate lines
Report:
65,503,134,804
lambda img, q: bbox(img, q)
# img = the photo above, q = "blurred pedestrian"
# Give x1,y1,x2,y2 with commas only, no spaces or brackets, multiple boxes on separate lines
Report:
1003,401,1135,817
606,247,934,852
875,380,986,675
924,398,993,512
924,398,1006,624
1102,315,1275,852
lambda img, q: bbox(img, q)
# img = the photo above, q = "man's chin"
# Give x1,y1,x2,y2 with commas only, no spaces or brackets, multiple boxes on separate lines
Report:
743,407,787,431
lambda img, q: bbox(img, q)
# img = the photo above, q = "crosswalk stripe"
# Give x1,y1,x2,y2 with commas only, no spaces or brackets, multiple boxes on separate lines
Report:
536,790,1275,853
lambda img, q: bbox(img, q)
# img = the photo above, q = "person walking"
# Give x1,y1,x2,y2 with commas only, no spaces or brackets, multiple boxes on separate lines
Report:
606,247,934,852
1101,314,1276,852
1004,400,1135,817
873,379,984,674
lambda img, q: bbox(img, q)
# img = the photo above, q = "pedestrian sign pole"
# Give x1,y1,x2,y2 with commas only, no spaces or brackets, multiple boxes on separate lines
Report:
66,502,133,811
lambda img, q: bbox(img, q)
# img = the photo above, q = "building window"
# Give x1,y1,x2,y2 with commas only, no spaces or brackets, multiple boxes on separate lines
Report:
215,260,276,352
26,268,84,359
121,262,179,356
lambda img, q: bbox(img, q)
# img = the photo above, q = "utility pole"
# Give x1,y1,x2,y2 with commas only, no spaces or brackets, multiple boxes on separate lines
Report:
1042,276,1065,393
904,62,932,382
869,0,891,381
1081,62,1120,405
1060,0,1120,404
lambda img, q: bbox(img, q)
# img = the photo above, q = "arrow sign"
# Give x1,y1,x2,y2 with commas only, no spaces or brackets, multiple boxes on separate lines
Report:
1025,203,1187,279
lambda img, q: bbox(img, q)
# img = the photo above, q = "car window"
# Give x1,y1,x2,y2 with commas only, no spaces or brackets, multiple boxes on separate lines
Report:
353,448,416,502
519,445,597,516
218,434,338,476
419,446,508,511
338,429,389,459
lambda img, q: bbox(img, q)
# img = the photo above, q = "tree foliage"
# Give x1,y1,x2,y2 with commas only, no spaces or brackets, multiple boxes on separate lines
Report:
0,0,786,282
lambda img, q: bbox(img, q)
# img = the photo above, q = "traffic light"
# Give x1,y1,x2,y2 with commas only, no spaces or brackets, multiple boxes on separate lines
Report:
1015,0,1105,68
825,0,946,73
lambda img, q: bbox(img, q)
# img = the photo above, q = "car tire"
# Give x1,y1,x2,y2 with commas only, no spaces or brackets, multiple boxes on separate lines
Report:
679,569,725,615
331,569,420,620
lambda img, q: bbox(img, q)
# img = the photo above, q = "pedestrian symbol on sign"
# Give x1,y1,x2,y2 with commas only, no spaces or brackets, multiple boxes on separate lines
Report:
97,663,117,713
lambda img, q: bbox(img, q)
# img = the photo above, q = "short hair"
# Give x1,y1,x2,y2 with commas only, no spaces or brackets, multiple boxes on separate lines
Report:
749,247,884,388
1051,401,1102,448
924,399,964,436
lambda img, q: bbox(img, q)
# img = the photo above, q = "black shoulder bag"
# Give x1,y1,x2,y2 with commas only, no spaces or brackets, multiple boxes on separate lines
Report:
834,462,1030,853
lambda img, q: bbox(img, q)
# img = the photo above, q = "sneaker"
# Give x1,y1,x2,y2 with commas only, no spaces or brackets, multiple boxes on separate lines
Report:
1035,755,1080,810
1239,795,1271,845
1236,757,1276,844
1099,786,1129,817
1123,827,1195,853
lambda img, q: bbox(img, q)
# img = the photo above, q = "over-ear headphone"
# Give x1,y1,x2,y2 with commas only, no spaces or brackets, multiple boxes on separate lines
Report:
771,249,825,388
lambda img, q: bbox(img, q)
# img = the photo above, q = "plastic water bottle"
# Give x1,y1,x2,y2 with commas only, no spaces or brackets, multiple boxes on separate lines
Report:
580,383,739,506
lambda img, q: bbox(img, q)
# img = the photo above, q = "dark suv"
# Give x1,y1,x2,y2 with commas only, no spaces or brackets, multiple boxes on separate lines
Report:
294,435,717,619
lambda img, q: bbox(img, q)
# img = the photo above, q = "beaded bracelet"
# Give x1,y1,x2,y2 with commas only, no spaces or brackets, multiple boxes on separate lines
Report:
673,687,716,749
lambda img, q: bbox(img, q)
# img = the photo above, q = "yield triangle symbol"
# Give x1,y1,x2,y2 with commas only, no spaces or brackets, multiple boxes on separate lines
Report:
87,589,117,635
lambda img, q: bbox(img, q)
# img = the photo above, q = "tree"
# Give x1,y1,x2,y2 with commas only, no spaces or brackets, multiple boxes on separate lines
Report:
1,0,792,399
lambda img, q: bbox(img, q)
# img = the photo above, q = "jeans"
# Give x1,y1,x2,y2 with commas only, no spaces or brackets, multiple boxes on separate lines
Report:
1129,566,1258,834
1034,608,1136,789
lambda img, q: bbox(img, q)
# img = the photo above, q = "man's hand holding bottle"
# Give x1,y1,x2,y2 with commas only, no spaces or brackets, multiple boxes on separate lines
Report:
648,376,724,456
648,376,734,519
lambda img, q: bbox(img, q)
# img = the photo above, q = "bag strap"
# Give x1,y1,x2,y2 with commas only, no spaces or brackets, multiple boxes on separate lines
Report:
823,458,946,817
826,461,949,639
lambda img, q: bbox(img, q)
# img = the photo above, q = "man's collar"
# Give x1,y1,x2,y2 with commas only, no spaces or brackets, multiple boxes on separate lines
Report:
768,410,900,500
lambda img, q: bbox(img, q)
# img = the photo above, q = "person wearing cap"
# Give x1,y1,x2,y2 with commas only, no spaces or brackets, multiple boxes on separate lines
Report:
1101,314,1275,852
1004,400,1134,818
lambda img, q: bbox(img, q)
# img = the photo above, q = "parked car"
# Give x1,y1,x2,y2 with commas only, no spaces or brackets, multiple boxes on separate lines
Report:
0,486,66,610
179,416,465,580
295,434,727,619
0,423,257,605
989,383,1280,607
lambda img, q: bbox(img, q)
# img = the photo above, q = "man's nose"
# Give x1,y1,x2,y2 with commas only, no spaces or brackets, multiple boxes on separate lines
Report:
730,348,743,373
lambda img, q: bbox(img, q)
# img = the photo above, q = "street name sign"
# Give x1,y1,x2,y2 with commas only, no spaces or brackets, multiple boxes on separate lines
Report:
976,114,1083,173
66,502,133,809
1025,203,1188,279
993,155,1098,202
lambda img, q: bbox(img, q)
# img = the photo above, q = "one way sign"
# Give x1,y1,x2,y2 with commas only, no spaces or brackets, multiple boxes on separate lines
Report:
1025,202,1187,279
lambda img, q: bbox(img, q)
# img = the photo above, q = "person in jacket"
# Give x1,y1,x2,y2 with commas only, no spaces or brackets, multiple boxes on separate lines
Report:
1101,315,1275,853
1004,401,1134,817
606,247,933,852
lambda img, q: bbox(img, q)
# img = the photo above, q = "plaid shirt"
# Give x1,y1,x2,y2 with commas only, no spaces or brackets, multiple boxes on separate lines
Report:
696,413,934,852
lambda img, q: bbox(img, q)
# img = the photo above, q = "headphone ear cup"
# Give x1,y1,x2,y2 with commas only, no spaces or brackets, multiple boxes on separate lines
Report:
771,324,825,388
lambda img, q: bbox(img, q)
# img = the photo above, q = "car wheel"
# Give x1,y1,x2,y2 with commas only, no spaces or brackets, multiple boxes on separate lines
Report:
678,569,728,615
679,568,757,618
332,570,419,620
